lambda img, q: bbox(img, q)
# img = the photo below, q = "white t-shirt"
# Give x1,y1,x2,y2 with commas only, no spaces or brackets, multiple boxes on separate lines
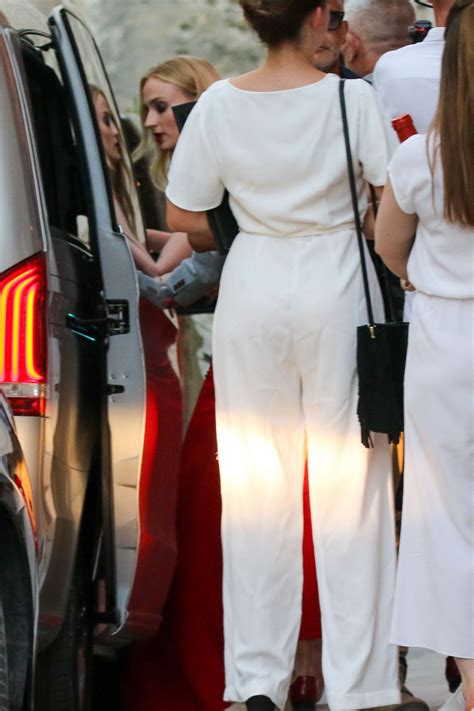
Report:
373,28,445,134
167,75,392,238
388,134,474,299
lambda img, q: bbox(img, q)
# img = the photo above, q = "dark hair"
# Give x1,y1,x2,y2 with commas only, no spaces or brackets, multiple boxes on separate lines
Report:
430,0,474,227
239,0,325,47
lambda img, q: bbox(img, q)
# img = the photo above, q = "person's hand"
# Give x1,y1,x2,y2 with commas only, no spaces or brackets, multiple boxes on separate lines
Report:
137,271,175,309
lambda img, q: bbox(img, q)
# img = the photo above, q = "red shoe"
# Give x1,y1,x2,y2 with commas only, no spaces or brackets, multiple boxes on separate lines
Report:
289,675,319,709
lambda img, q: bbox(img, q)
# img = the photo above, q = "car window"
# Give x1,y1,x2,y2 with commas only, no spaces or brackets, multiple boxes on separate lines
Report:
63,12,146,247
0,38,44,271
16,34,93,249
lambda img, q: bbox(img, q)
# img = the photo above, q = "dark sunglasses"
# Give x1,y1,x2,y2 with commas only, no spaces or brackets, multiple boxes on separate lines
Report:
328,10,345,31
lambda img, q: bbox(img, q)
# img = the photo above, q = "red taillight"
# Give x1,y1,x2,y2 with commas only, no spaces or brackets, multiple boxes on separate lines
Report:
0,254,47,416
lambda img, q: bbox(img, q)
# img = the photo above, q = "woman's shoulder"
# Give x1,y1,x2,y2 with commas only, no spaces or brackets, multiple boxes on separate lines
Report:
198,79,231,103
343,76,378,102
192,79,234,120
389,134,430,182
392,134,428,164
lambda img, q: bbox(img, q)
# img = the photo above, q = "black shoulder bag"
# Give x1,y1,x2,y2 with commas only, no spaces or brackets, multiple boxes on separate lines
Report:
339,79,409,448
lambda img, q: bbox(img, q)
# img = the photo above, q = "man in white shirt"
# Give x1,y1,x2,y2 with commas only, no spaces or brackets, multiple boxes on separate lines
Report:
373,0,454,133
373,0,454,305
342,0,415,81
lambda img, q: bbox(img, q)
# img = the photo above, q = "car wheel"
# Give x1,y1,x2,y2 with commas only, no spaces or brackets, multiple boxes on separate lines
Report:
0,574,31,711
0,595,9,711
0,522,34,711
35,562,93,711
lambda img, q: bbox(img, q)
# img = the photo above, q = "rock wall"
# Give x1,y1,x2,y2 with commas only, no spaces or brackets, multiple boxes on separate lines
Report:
81,0,433,112
5,0,435,115
81,0,264,112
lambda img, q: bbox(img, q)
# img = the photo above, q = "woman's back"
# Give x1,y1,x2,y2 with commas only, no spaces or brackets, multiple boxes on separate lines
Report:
167,75,391,237
388,133,474,299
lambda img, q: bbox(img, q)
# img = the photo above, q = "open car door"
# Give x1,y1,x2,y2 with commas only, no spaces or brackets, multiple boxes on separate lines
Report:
49,5,182,642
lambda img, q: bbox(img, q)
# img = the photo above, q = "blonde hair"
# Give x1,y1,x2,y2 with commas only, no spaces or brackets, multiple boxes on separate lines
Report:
135,55,220,189
430,0,474,227
90,85,137,235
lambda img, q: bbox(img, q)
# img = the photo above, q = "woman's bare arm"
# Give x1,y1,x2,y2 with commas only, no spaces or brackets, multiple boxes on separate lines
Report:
127,235,192,277
167,200,217,252
362,185,383,241
145,228,174,251
113,197,164,276
127,239,162,277
114,198,192,275
375,179,417,281
154,232,193,274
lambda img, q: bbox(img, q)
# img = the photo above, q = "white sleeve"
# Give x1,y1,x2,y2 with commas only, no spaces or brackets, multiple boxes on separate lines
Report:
387,135,422,215
351,79,393,186
166,92,225,212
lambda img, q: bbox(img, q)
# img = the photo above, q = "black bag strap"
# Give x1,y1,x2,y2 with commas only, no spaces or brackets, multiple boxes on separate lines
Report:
339,79,375,327
368,185,397,323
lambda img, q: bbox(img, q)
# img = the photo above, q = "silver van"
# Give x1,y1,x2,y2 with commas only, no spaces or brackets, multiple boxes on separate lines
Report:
1,4,183,708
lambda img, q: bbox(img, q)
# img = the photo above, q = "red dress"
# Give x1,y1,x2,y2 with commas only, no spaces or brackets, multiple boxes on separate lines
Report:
122,367,321,710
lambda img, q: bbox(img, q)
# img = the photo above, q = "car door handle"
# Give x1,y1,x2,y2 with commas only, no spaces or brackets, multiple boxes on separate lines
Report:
65,312,106,335
66,301,129,336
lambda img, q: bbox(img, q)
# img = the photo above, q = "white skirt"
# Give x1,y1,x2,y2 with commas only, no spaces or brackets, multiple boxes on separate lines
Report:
391,293,474,658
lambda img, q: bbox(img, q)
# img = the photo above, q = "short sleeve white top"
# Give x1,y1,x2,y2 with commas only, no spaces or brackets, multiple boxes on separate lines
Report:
388,134,474,299
166,74,392,238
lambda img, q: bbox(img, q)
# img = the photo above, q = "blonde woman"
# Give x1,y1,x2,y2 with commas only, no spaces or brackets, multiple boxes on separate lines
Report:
92,57,220,281
133,55,221,278
137,56,220,191
91,85,138,239
133,56,222,421
376,2,474,710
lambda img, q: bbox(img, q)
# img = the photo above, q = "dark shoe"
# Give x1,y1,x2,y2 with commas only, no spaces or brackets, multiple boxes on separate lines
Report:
290,675,318,710
446,657,462,693
246,696,275,711
398,687,430,711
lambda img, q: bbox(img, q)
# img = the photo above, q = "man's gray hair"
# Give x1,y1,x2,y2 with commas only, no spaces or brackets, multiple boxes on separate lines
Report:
345,0,416,47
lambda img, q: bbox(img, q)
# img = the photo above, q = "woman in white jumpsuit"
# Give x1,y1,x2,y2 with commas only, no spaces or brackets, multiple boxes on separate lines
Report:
166,1,399,709
376,3,474,710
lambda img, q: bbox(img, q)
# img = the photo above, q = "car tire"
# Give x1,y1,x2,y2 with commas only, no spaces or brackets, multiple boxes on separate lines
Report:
0,543,32,711
35,561,93,711
0,595,9,711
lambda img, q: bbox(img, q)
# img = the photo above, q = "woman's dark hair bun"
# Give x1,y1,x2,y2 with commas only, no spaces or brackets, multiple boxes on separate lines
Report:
239,0,324,47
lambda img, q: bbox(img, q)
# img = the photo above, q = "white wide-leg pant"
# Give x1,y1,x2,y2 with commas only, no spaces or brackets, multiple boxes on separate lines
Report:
391,294,474,658
213,232,399,710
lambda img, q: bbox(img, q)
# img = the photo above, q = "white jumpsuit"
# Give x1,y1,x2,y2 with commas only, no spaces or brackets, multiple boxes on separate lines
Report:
387,134,474,659
167,74,400,710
